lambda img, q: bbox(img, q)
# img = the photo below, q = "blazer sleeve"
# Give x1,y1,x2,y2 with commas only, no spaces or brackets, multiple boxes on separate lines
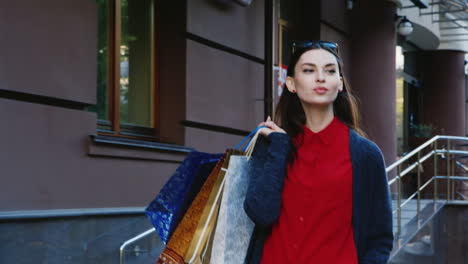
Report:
244,132,290,227
361,144,394,264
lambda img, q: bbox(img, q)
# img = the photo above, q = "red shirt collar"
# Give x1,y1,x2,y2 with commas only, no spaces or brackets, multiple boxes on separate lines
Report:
302,116,340,145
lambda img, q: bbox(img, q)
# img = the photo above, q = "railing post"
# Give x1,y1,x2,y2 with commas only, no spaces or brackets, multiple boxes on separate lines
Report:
451,151,456,201
447,139,451,201
417,151,421,221
452,153,456,200
434,140,438,205
397,164,402,237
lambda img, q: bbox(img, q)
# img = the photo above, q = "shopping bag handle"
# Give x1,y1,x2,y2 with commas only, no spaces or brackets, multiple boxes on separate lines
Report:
201,125,266,165
234,125,266,151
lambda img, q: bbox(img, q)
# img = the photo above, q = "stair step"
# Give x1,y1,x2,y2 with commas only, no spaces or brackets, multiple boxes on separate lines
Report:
421,235,431,246
404,241,433,257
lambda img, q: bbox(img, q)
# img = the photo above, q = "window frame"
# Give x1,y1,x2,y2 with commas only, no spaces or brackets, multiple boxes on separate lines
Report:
97,0,160,141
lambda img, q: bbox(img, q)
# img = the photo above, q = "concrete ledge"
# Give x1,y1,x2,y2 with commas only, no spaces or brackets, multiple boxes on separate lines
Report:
0,207,146,220
88,134,193,162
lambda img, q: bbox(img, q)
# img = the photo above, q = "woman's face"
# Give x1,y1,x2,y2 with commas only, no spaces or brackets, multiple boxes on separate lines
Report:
286,49,343,107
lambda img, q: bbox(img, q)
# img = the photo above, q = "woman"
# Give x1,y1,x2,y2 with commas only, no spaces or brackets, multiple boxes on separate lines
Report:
244,41,393,264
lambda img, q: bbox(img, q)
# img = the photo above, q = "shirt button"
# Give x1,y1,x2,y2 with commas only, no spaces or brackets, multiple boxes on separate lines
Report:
293,243,299,249
299,216,304,222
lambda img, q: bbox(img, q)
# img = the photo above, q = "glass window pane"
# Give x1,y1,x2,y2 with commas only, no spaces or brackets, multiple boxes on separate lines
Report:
120,0,154,128
396,46,405,154
95,0,110,122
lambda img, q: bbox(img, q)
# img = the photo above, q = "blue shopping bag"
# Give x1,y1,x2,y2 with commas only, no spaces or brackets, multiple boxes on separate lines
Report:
145,151,222,244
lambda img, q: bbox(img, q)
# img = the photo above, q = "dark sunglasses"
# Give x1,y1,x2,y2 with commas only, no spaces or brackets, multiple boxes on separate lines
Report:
292,41,339,54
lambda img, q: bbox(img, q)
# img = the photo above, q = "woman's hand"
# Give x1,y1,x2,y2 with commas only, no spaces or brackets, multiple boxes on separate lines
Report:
258,116,286,137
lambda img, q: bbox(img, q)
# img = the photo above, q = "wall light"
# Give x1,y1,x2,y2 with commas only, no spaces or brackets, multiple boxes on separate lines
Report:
395,15,414,36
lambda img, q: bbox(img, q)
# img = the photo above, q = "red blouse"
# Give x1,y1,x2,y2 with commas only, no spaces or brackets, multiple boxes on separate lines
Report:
260,116,358,264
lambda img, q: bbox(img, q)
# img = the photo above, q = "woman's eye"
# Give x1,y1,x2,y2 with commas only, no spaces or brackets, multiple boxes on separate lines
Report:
303,69,313,73
328,69,336,74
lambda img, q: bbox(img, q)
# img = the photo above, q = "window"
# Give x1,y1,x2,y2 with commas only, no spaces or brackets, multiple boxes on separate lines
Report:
94,0,158,140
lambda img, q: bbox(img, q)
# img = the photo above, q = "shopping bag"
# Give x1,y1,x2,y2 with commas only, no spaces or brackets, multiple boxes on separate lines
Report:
210,130,262,264
199,208,219,264
183,149,243,264
145,151,223,244
157,151,228,264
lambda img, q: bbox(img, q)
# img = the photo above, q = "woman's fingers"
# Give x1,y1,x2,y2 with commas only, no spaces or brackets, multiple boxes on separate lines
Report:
258,116,286,135
266,119,286,134
265,120,277,130
271,122,281,130
258,127,272,137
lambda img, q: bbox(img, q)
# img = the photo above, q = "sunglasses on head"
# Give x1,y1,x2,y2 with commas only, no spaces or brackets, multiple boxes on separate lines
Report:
292,41,339,54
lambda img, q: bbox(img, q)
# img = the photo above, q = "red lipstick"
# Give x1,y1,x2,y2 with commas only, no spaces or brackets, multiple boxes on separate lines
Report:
313,87,328,94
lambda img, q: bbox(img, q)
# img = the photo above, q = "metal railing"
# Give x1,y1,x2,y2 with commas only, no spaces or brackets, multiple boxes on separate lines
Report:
388,135,468,255
119,227,156,264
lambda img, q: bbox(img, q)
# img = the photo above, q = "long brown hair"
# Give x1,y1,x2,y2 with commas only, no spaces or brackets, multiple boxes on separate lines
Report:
274,43,367,164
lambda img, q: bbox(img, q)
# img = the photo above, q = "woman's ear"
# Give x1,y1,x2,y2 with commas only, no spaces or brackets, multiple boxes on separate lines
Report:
286,77,296,93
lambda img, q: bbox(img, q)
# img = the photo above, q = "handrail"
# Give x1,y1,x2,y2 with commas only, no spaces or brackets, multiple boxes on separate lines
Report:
386,135,468,172
387,149,468,185
387,134,468,259
386,135,439,172
119,227,155,264
455,160,468,172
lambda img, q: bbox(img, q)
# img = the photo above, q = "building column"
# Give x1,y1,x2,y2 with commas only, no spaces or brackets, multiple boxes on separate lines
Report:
421,50,465,137
349,0,398,167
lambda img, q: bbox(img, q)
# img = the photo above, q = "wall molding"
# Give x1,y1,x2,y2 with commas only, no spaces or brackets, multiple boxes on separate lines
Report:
186,32,265,64
0,89,89,111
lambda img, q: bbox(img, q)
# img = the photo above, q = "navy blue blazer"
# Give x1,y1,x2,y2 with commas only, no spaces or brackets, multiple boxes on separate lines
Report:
244,128,394,264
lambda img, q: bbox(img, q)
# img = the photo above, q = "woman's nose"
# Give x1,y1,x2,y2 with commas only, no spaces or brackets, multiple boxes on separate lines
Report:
316,71,325,82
